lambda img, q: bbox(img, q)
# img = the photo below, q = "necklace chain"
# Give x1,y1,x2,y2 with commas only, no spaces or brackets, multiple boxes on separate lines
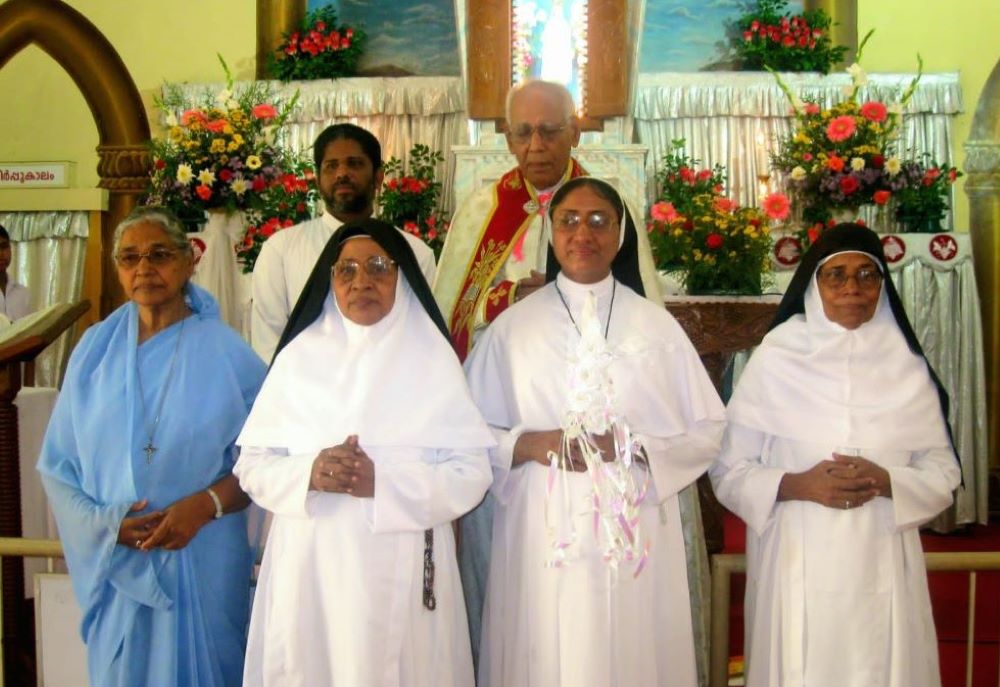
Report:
554,279,616,339
136,317,187,464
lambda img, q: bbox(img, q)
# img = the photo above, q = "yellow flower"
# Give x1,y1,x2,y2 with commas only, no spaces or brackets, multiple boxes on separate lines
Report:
232,133,244,146
227,140,241,153
210,139,227,154
246,155,262,170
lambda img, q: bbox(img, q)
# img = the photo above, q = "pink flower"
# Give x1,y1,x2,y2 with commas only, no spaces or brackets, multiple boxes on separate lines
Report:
762,193,791,221
253,104,278,120
650,201,679,223
804,102,821,116
860,101,888,123
802,152,813,162
705,233,724,250
873,190,892,205
714,197,736,213
826,115,857,142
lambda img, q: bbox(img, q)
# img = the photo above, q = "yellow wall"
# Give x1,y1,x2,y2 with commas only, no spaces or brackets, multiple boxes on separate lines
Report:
858,0,1000,231
0,0,256,190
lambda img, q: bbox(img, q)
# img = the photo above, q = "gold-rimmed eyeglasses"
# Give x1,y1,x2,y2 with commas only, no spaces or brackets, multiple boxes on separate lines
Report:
817,265,883,291
508,121,568,145
114,248,181,269
332,255,397,283
553,210,618,234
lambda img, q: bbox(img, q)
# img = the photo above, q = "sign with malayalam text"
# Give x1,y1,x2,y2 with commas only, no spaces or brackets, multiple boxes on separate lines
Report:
0,162,73,188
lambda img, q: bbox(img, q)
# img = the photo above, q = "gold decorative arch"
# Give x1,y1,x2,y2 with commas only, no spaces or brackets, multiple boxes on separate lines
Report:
965,59,1000,469
0,0,151,317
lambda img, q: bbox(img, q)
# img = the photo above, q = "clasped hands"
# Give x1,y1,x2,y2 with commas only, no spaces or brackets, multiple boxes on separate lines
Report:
778,453,892,510
515,429,618,472
309,434,375,498
117,491,216,552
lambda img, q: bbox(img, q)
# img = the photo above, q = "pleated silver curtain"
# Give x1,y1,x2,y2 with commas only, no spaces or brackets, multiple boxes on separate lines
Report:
633,71,963,230
0,211,89,387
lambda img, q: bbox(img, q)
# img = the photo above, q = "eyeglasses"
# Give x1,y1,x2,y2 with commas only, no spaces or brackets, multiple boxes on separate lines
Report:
554,210,618,234
817,265,883,291
508,121,568,145
332,255,397,282
114,247,181,269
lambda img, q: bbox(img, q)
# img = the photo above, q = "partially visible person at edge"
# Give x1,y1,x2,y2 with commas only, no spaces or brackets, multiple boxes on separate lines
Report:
37,206,266,686
710,223,961,687
235,218,493,685
0,223,33,321
251,123,436,363
466,177,725,686
436,80,713,678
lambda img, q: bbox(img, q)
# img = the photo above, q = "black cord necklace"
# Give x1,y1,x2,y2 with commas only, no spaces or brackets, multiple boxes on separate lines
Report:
554,278,616,339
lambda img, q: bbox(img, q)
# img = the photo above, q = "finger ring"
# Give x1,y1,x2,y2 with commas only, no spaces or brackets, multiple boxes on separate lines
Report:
136,539,143,548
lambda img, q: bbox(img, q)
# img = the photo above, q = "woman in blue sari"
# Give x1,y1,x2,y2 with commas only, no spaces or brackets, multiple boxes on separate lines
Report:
37,207,267,686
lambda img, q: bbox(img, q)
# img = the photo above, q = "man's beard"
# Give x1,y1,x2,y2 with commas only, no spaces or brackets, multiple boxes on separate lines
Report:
323,184,373,216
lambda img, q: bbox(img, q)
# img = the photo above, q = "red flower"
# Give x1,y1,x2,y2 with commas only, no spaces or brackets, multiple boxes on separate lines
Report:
807,226,821,243
871,154,885,168
714,197,736,213
750,20,760,31
705,233,724,250
762,193,791,221
252,176,266,192
743,31,753,41
219,169,233,182
713,184,724,194
180,109,207,126
804,102,821,116
698,169,713,181
782,36,795,47
403,221,420,235
296,202,307,213
340,38,351,49
839,175,860,195
860,101,888,123
253,104,278,120
387,178,399,190
426,215,437,228
948,168,958,182
346,28,354,38
204,119,227,134
826,155,845,172
826,115,857,142
873,190,892,205
650,201,679,223
427,229,438,240
803,152,814,162
195,185,212,201
679,167,697,184
154,159,166,170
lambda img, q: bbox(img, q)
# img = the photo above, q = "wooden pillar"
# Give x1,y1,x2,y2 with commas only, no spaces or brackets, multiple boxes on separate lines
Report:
0,361,23,680
805,0,857,64
256,0,304,79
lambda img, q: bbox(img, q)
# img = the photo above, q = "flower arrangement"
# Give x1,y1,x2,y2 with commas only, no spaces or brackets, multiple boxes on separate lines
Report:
730,0,847,73
378,144,448,257
770,32,922,246
646,141,779,295
236,157,317,273
887,157,962,233
145,57,301,229
268,6,366,81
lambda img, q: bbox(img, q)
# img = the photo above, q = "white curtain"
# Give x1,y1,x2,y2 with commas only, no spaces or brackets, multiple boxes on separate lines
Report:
173,77,469,215
0,211,89,387
633,71,963,230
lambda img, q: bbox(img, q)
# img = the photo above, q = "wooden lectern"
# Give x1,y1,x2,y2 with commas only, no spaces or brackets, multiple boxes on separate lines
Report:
0,301,90,682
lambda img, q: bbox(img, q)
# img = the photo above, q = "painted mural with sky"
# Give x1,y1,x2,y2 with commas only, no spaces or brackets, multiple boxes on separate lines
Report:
639,0,804,72
308,0,460,75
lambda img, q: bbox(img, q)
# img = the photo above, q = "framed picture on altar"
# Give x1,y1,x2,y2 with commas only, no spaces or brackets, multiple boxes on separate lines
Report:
258,0,461,76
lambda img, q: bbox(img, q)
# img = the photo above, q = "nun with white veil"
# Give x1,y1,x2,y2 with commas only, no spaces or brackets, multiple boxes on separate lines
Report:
710,223,961,687
234,218,495,686
465,177,725,686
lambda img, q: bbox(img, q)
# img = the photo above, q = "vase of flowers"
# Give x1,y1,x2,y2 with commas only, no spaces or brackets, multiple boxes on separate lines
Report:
378,144,449,257
887,158,962,233
647,141,781,296
268,6,366,81
729,0,847,73
770,32,922,249
236,157,317,273
145,56,302,232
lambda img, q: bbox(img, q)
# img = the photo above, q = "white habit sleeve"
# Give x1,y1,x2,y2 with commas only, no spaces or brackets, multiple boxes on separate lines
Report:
638,418,723,503
233,445,313,517
368,447,492,533
887,446,961,531
709,423,786,536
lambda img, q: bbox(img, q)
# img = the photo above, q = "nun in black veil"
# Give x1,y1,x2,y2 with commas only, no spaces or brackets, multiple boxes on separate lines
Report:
234,219,495,686
710,223,960,687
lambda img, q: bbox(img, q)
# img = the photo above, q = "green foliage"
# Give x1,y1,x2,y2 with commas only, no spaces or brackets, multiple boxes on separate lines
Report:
378,144,449,257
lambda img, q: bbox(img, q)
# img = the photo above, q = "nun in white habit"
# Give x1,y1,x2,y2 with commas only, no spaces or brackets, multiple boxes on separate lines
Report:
710,223,961,687
234,219,495,686
465,177,725,687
